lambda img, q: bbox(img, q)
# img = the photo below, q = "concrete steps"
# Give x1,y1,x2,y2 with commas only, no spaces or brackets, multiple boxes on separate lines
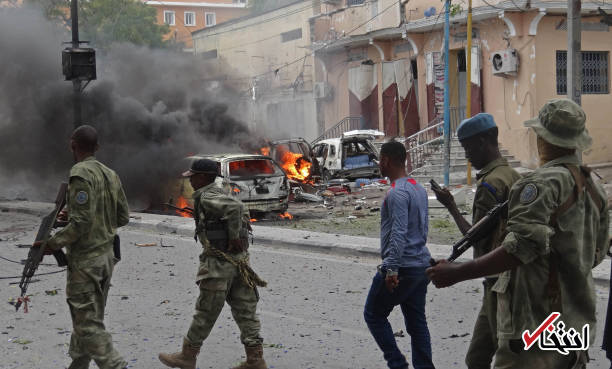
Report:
410,137,521,185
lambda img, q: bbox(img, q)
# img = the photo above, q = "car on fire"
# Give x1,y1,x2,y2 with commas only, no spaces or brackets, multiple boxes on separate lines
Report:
311,130,383,182
266,138,320,181
173,153,290,215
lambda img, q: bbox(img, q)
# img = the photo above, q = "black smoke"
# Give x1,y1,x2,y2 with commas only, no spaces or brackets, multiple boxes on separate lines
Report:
0,7,258,208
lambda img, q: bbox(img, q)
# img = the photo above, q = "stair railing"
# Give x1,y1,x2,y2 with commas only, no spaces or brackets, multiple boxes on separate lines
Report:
405,106,465,173
313,116,364,143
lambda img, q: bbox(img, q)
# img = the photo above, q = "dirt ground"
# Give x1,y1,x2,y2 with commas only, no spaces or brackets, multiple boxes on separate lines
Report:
256,184,471,245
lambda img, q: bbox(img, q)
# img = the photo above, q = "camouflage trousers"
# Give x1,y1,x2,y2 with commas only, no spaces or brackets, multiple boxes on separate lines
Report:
494,339,588,369
185,253,263,348
466,279,498,369
66,251,127,369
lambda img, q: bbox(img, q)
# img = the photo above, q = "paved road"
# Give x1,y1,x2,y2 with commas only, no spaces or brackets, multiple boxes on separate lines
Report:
1,212,610,369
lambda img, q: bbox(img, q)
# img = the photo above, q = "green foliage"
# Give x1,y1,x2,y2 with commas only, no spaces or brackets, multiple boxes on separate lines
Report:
449,3,462,16
26,0,171,48
437,0,463,17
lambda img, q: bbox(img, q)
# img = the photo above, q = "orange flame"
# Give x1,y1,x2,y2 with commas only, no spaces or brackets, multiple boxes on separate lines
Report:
279,151,312,182
250,218,258,222
175,196,192,218
260,147,270,156
279,212,293,220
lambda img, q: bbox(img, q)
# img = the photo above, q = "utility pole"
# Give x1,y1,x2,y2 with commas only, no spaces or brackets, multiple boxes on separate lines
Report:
443,0,451,186
71,0,82,128
465,0,473,186
567,0,582,105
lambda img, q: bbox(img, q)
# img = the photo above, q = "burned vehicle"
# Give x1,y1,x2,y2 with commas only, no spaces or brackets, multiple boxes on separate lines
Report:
261,138,320,183
172,154,289,215
312,130,383,182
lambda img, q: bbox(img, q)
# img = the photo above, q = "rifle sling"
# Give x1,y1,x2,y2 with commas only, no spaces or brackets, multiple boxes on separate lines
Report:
547,164,603,313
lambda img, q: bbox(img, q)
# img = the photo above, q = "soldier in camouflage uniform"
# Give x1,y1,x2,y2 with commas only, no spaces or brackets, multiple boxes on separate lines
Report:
427,99,609,369
432,113,520,369
159,158,267,369
39,125,130,369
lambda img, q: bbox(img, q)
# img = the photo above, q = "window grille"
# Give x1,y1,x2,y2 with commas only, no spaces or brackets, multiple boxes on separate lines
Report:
281,28,302,42
556,51,609,94
347,0,365,6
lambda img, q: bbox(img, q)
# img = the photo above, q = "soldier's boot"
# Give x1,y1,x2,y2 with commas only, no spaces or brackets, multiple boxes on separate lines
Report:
158,339,200,369
231,344,267,369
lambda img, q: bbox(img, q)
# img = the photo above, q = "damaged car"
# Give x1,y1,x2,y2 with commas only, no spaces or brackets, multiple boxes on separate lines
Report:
262,138,320,182
312,130,383,182
173,153,290,215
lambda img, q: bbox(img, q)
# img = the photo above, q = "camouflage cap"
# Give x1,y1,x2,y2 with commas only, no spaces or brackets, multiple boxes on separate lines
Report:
524,98,592,150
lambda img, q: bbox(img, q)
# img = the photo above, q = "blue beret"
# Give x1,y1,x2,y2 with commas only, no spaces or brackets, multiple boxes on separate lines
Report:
456,113,497,141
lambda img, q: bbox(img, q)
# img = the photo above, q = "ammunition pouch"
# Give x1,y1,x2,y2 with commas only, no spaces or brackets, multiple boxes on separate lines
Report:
205,219,229,252
204,219,250,253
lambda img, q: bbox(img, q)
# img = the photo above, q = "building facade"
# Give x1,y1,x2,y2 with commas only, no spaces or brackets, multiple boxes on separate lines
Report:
310,0,612,166
192,0,319,140
146,0,248,52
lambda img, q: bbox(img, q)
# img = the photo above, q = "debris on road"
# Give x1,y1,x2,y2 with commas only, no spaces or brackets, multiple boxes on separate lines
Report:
134,242,157,247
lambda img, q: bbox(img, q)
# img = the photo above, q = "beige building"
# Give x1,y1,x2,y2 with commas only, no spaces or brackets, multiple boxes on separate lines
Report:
310,0,612,166
192,0,319,140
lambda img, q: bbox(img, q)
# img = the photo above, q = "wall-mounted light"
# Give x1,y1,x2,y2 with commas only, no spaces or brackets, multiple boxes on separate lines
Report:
369,38,373,45
401,30,407,39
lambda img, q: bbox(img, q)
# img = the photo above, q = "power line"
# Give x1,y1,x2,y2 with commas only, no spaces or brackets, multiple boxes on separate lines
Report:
251,0,403,80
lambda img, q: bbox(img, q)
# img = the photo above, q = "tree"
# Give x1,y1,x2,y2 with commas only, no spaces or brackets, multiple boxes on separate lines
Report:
26,0,171,49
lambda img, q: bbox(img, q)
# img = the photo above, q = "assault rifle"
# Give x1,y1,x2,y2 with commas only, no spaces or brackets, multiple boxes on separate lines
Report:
431,200,509,265
163,203,194,217
15,183,69,312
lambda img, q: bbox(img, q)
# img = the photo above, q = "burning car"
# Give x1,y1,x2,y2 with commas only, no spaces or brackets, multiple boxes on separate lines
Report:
260,138,320,183
312,130,383,182
172,153,290,215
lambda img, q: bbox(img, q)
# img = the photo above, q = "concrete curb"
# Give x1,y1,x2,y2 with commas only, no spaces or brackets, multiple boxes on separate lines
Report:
1,200,609,283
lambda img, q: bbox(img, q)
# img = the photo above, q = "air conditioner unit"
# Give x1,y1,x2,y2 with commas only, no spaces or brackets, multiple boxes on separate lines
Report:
491,48,519,76
314,82,333,100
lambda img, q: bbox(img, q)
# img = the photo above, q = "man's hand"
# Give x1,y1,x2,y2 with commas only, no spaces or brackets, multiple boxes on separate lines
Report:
32,241,54,255
426,259,462,288
227,239,246,254
385,274,399,292
57,209,68,222
431,186,455,209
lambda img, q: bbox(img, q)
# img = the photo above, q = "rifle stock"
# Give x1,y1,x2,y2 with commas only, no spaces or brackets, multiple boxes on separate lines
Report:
15,183,68,312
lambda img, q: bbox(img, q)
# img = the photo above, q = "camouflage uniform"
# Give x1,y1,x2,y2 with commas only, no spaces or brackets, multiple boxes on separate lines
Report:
47,156,129,369
493,100,609,369
466,158,520,369
185,181,263,348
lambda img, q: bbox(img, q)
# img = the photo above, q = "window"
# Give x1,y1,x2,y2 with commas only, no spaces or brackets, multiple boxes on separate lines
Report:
205,12,216,26
201,49,217,60
556,51,609,95
281,28,302,42
229,159,282,178
163,11,175,26
347,0,365,6
184,11,195,26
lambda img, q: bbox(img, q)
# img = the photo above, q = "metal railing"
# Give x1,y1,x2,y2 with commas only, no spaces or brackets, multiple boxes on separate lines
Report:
405,106,466,173
313,116,364,143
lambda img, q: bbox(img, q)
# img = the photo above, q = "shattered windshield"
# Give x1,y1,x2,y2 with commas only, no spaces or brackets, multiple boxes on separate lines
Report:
228,159,283,179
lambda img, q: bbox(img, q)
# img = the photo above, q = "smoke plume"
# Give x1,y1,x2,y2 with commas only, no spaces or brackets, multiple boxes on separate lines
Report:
0,6,260,208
